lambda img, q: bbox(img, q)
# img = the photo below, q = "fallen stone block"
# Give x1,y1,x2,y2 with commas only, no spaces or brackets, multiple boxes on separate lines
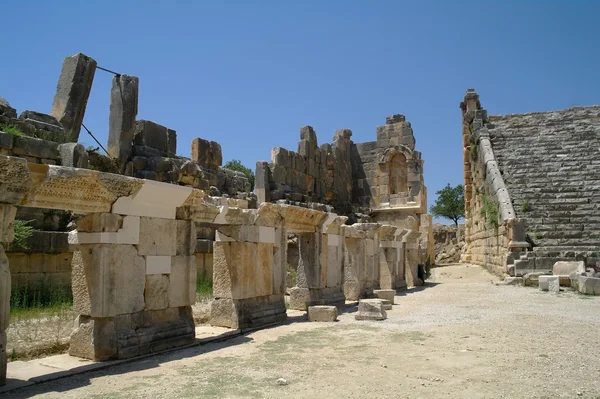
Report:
553,261,585,276
539,275,560,292
307,305,337,322
373,289,395,305
355,299,387,321
523,272,547,287
577,276,600,295
553,261,585,286
503,277,523,285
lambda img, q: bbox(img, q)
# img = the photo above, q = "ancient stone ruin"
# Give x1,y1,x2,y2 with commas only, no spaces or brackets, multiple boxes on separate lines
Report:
459,89,600,291
0,53,435,385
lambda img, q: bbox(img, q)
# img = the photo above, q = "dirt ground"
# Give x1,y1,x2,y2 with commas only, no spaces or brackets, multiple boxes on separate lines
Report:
7,264,600,399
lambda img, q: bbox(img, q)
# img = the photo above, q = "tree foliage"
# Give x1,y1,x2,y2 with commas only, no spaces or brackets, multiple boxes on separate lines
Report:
223,159,255,191
429,184,465,226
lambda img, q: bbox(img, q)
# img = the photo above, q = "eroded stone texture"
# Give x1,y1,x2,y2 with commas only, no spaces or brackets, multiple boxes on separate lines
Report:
373,289,395,305
577,276,600,295
108,75,139,169
539,275,560,292
145,274,169,310
461,89,600,275
0,155,31,204
191,138,222,169
58,143,89,168
213,241,273,300
355,298,387,321
169,256,196,307
75,244,145,317
308,305,337,322
70,307,194,361
137,217,177,256
50,53,97,141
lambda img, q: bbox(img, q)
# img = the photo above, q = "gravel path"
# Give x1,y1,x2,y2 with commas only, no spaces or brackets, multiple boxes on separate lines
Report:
8,264,600,399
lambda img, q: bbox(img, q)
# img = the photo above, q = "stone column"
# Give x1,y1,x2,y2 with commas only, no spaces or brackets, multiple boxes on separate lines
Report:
395,229,409,289
255,161,270,205
51,53,97,142
342,225,367,301
403,230,423,288
289,231,322,310
0,205,16,386
108,75,139,170
419,214,435,265
353,223,381,295
210,204,286,329
320,215,347,306
378,225,399,290
69,211,197,360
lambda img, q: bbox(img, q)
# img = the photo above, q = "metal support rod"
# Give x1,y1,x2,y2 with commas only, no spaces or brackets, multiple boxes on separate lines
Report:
97,66,121,76
81,123,112,157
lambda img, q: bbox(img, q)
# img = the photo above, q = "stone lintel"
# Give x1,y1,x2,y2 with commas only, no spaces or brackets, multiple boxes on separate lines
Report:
112,180,192,220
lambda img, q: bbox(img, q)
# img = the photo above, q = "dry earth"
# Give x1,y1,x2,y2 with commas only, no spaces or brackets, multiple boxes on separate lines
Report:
6,264,600,399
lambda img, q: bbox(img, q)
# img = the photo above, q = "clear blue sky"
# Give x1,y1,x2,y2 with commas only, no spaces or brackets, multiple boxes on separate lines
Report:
2,1,599,223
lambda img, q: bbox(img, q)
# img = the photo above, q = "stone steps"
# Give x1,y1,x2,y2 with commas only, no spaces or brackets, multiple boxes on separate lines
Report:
487,107,600,262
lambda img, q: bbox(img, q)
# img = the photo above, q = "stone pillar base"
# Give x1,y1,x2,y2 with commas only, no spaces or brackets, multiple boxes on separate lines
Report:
343,281,365,302
69,307,195,361
289,287,345,310
211,295,286,329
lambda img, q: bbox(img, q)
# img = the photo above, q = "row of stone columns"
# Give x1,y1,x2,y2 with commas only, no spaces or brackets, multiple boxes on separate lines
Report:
0,153,426,384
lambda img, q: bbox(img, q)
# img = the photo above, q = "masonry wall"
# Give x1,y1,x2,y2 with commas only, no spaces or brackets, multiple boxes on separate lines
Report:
460,90,527,276
261,127,352,211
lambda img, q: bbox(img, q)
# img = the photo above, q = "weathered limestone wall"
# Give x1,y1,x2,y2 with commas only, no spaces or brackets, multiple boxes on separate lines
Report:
6,231,72,288
210,203,288,329
460,90,528,276
351,115,425,210
261,127,353,210
289,213,347,310
256,114,434,265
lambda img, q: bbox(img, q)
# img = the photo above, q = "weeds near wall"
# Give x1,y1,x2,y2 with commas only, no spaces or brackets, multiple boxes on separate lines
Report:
469,134,479,162
8,280,74,361
196,276,213,302
10,280,73,314
480,194,500,229
0,123,26,137
521,200,531,212
0,123,72,143
32,130,72,144
12,220,34,249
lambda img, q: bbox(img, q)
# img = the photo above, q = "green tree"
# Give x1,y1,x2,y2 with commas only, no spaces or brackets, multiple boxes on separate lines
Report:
429,184,465,226
223,159,255,191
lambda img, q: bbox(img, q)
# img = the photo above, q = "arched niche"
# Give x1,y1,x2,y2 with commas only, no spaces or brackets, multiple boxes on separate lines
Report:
388,152,408,195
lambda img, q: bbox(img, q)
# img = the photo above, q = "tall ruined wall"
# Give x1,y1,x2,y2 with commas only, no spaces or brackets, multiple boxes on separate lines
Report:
256,126,352,211
351,115,426,213
461,89,600,276
255,114,433,264
460,90,528,276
